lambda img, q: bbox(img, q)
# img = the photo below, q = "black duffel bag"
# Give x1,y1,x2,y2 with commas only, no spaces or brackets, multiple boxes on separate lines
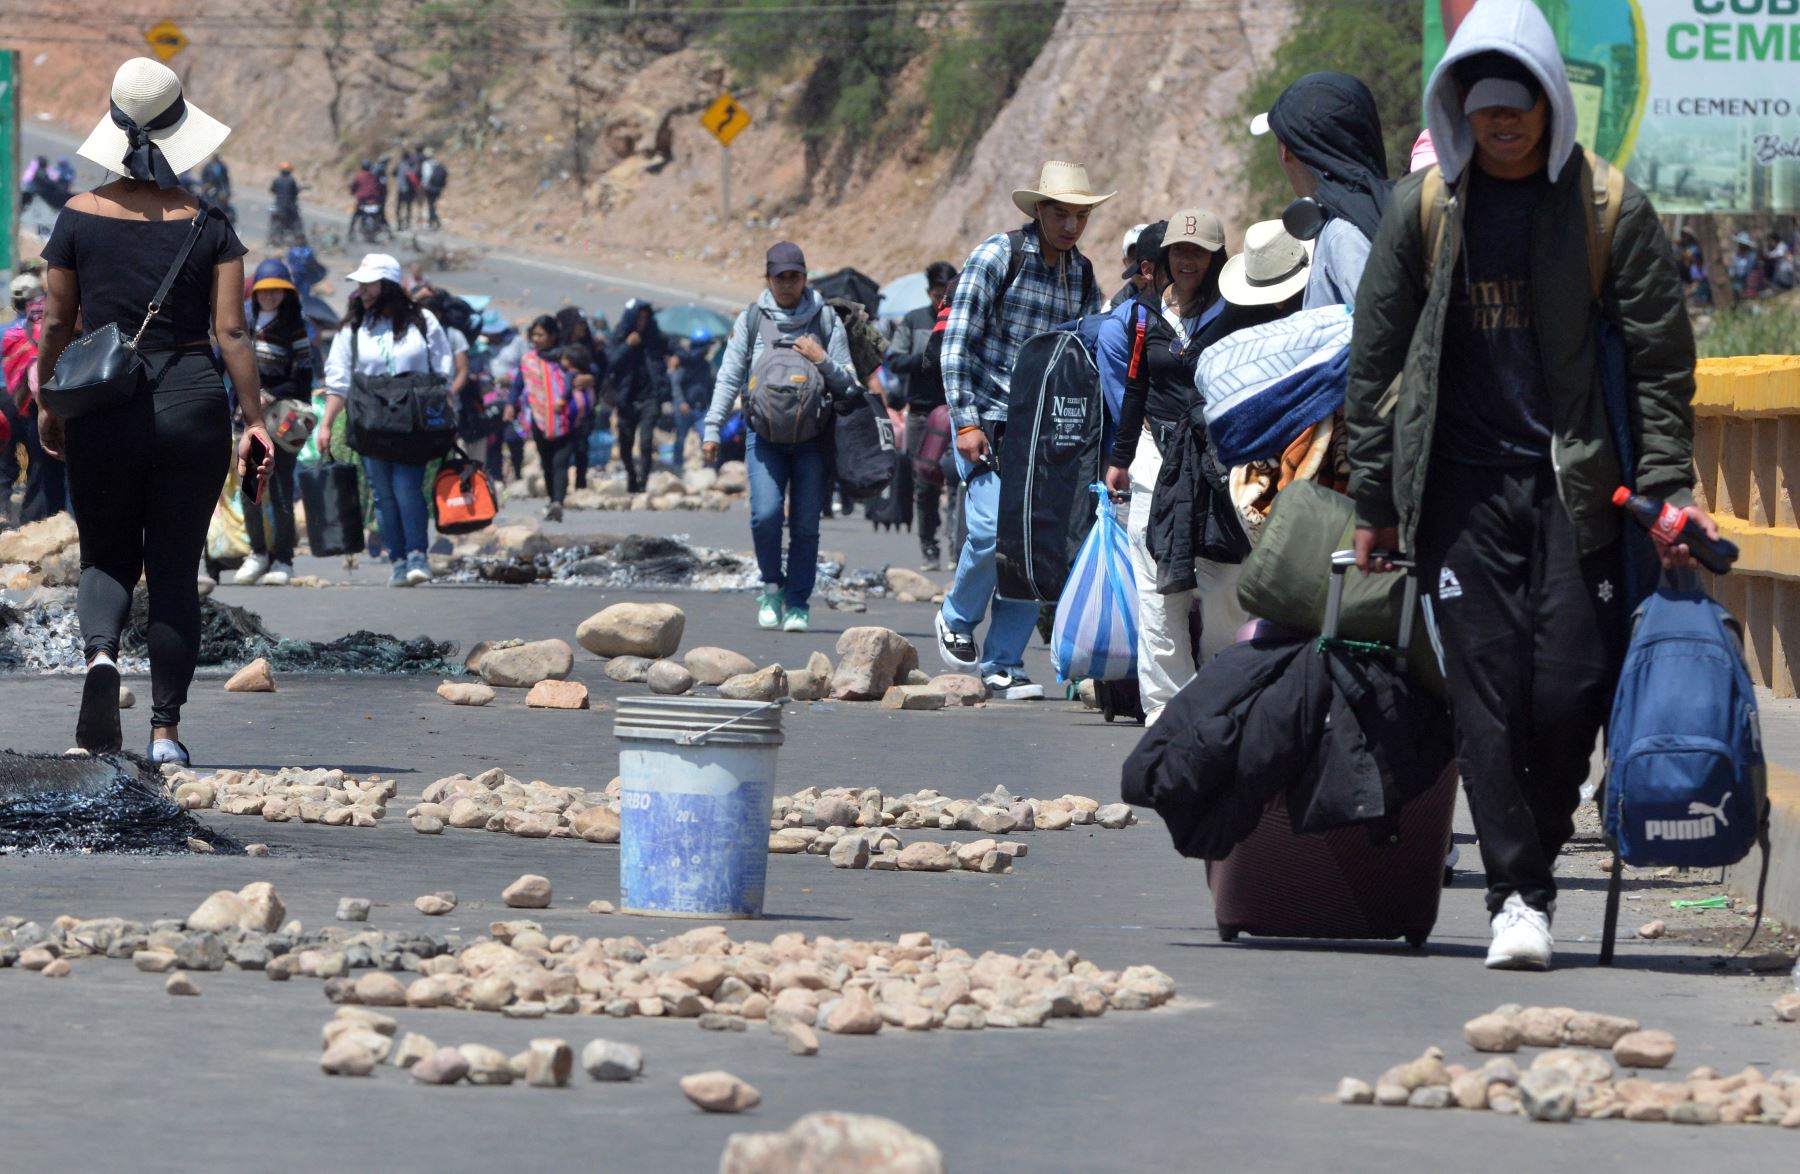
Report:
345,329,457,465
299,460,365,557
831,390,896,501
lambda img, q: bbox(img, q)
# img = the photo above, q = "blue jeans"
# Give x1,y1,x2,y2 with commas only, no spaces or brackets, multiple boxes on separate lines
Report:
941,448,1039,675
361,456,430,559
746,431,824,610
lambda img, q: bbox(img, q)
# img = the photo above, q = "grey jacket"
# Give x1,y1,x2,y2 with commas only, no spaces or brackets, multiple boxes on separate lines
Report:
703,288,856,444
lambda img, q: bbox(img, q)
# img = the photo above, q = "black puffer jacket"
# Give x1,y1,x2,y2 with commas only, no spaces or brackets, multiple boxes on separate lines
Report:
1122,635,1453,859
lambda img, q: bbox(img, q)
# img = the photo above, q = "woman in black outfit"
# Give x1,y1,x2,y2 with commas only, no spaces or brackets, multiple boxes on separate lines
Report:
35,58,272,765
606,300,667,493
232,257,313,586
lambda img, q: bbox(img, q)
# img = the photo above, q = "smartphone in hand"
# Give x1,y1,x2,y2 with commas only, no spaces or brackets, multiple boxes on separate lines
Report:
246,434,271,505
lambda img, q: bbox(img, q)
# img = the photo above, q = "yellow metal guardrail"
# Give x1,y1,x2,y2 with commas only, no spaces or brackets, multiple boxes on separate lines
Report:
1694,355,1800,696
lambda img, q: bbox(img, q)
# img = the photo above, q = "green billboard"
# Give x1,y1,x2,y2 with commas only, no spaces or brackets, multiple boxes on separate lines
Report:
1424,1,1800,214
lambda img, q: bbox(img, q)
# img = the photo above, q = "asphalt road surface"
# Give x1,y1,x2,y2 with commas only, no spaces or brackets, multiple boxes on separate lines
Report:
0,502,1795,1171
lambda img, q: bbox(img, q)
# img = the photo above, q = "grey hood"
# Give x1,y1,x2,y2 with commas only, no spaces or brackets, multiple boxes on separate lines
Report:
1424,0,1576,185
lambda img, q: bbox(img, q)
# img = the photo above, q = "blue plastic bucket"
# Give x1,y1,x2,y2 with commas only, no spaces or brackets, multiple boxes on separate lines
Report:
614,696,784,918
588,429,615,469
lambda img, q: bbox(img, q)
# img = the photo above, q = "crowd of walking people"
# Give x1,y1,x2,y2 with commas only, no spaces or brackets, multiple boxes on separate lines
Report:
0,0,1745,971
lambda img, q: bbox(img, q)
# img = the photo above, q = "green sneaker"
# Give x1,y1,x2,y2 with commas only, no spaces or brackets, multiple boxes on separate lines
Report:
757,590,784,629
782,607,810,633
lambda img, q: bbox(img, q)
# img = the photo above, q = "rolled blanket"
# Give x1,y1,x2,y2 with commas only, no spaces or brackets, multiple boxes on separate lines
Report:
1196,305,1353,467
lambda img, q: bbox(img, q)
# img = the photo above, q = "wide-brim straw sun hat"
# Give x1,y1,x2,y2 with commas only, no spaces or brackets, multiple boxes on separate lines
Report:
1012,161,1116,218
76,58,230,185
1217,220,1315,307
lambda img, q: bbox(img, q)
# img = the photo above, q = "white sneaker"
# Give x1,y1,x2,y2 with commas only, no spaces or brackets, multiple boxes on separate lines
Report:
232,554,269,585
260,561,292,586
1485,893,1553,971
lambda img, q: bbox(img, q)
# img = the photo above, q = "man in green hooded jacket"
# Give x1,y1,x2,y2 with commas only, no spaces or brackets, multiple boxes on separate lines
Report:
1345,0,1719,971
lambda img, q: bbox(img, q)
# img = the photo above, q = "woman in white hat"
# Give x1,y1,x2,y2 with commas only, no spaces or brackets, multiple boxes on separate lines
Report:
34,58,273,767
316,253,456,585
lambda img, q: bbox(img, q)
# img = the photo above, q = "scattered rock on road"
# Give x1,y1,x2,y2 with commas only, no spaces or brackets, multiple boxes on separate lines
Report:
604,656,654,683
681,1070,761,1113
412,1047,471,1085
224,658,276,693
1612,1030,1676,1069
582,1039,644,1081
648,659,696,695
336,898,371,923
577,602,686,659
478,639,575,688
321,1038,377,1077
503,874,553,909
437,681,496,706
526,679,590,709
165,970,201,996
720,664,787,702
719,1111,944,1173
880,685,945,711
830,627,918,700
685,646,757,685
415,892,457,916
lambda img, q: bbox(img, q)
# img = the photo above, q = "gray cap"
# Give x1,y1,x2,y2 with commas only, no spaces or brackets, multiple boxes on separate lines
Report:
1463,77,1536,115
766,241,806,277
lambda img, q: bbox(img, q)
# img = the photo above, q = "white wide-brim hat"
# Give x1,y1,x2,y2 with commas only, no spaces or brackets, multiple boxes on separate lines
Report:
1217,220,1315,307
1012,161,1116,219
76,58,230,180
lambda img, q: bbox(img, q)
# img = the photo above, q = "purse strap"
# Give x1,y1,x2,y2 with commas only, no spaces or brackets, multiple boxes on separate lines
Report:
128,204,212,349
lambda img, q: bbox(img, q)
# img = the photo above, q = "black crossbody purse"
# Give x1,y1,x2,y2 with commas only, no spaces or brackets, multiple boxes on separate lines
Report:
40,205,211,419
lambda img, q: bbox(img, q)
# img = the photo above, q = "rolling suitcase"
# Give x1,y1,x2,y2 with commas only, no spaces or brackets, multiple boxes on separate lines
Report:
1206,550,1457,947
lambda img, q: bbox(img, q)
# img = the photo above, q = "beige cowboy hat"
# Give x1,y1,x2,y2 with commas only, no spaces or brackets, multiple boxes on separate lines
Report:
76,58,231,182
1011,161,1116,219
1217,219,1314,307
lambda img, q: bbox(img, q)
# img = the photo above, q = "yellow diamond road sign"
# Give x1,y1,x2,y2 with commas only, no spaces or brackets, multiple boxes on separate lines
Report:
700,94,751,148
145,20,188,62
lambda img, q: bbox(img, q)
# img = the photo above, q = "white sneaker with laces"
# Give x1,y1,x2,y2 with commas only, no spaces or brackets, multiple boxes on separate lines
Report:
233,554,268,585
260,561,292,586
1485,893,1553,971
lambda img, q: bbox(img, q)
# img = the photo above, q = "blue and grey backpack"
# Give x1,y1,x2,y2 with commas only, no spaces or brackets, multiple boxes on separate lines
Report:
1600,574,1770,960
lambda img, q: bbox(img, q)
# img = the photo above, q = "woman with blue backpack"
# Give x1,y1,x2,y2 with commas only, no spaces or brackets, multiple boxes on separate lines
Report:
702,241,857,633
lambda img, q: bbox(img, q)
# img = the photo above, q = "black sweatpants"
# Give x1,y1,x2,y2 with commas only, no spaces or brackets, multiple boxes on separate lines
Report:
242,442,299,563
571,415,592,490
1413,460,1623,916
64,351,231,728
615,409,655,493
533,428,575,505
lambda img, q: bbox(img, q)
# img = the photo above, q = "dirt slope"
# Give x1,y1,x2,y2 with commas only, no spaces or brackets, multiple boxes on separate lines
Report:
13,1,1294,298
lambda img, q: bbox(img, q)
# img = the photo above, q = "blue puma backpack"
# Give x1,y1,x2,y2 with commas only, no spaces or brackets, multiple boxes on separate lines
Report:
1601,576,1769,959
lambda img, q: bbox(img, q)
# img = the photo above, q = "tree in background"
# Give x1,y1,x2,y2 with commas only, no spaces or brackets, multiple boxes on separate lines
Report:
925,1,1064,157
1237,0,1423,219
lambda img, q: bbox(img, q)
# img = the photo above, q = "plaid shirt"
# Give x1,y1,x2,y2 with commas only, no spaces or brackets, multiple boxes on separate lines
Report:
942,224,1101,429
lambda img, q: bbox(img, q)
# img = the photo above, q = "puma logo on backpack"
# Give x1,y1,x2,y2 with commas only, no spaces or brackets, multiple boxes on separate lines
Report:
743,306,831,445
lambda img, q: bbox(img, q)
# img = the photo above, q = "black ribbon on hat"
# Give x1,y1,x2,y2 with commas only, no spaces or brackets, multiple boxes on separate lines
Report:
109,97,186,189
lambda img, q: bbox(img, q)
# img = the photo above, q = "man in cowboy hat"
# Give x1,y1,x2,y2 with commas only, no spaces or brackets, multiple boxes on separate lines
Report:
935,160,1110,700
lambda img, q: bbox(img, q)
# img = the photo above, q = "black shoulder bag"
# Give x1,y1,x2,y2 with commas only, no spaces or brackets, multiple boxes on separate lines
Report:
41,206,211,419
345,319,457,465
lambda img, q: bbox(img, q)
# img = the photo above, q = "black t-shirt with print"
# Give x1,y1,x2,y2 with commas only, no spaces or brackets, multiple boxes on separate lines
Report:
1434,166,1553,467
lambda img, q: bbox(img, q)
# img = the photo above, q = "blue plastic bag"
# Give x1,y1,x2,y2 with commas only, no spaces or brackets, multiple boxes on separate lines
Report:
588,428,615,469
1051,486,1139,683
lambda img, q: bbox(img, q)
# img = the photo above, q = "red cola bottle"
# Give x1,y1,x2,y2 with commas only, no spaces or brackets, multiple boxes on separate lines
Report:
1612,487,1739,574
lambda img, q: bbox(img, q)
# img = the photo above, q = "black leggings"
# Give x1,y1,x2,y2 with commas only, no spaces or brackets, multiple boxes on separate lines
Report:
533,428,575,504
64,351,231,728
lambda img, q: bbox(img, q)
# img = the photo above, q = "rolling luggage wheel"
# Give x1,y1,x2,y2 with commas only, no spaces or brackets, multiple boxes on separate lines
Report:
1217,925,1241,943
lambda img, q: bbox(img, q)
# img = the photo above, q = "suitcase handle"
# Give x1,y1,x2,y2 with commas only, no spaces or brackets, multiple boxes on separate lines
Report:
1325,549,1418,667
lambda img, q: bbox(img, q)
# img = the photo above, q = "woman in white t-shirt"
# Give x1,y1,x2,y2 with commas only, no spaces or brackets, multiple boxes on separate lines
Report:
317,253,454,586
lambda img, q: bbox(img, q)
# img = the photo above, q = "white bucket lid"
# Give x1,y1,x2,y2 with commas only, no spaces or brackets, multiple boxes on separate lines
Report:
614,696,785,747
